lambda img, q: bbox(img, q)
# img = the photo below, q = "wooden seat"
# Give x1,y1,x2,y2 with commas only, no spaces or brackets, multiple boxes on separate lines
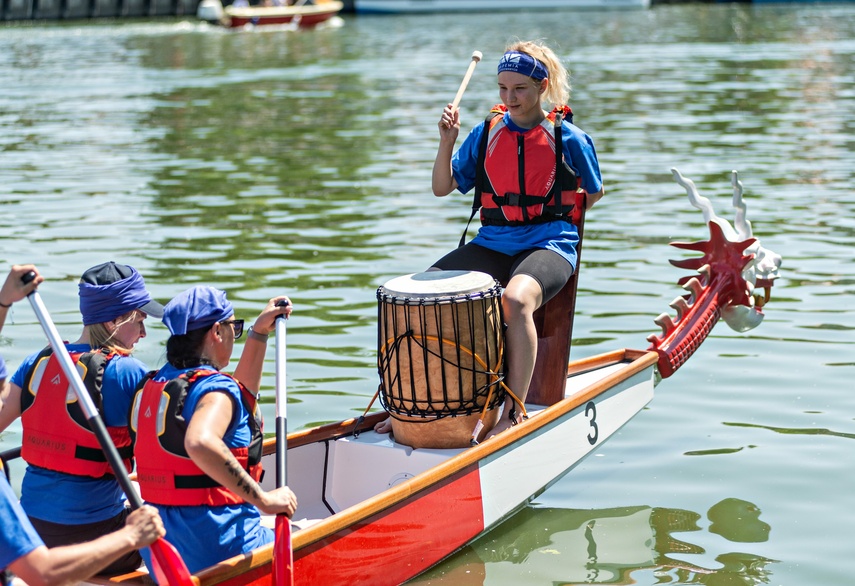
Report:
526,192,587,406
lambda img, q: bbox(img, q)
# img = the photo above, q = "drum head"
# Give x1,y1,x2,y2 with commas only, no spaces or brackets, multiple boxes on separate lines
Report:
380,270,495,299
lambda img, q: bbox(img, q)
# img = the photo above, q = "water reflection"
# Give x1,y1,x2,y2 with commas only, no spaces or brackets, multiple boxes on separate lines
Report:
410,498,775,585
1,6,854,584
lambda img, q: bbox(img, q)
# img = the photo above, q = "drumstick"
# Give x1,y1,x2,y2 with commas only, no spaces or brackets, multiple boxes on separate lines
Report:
451,50,483,110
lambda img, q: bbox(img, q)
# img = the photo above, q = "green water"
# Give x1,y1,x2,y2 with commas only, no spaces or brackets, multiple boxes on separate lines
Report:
2,5,854,584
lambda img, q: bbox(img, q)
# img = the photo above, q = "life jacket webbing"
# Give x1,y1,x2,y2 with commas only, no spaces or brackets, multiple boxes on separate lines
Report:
20,347,133,478
459,105,580,247
130,369,264,507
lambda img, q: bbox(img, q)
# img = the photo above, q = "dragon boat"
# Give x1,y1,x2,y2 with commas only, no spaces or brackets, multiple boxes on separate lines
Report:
2,169,781,585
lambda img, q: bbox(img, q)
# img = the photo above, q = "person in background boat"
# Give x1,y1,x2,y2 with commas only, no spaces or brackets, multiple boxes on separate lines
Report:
131,285,297,576
0,261,163,576
0,264,165,586
376,39,604,438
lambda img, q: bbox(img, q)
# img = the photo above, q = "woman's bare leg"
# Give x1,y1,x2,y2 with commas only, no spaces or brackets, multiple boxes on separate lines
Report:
490,274,543,435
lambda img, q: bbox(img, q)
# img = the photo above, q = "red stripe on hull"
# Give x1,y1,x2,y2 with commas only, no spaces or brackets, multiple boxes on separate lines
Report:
294,464,484,585
227,13,336,27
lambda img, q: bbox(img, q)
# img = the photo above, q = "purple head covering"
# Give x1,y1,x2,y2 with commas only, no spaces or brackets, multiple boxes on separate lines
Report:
162,285,234,336
78,262,163,326
497,51,549,81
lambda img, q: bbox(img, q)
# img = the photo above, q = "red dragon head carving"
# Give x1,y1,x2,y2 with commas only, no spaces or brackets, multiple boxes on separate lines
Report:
646,169,783,379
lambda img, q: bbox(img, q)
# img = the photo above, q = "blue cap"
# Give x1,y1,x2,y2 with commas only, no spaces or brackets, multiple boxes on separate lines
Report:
497,51,549,81
78,262,163,326
162,285,234,336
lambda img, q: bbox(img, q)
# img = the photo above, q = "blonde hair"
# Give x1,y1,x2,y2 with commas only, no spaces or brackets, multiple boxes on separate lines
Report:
86,310,138,354
505,39,570,111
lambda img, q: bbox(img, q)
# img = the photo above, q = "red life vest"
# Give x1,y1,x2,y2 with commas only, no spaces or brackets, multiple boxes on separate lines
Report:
474,104,581,227
130,369,264,507
20,347,133,479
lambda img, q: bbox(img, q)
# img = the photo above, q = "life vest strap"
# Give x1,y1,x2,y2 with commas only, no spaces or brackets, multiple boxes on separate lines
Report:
174,474,221,489
492,192,551,208
74,444,134,463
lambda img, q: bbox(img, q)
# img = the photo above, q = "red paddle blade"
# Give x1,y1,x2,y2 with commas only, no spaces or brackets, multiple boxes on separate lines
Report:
272,515,294,586
150,538,194,585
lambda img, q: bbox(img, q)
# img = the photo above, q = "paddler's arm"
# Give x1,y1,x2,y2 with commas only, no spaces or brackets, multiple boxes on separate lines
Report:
586,188,604,210
8,505,164,586
0,382,23,433
432,103,460,197
232,295,291,393
184,391,297,517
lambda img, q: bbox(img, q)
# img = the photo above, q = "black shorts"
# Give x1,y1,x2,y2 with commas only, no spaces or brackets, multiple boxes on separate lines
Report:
431,244,575,305
27,507,142,575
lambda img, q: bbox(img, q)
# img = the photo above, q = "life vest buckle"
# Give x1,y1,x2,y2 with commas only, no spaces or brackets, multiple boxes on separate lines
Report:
497,192,521,206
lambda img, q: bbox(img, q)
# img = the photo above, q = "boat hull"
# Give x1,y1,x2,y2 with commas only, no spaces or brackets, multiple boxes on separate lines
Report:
92,349,656,585
218,1,343,28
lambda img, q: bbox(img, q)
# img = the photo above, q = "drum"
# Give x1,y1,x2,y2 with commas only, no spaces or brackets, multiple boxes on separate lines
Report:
376,270,505,449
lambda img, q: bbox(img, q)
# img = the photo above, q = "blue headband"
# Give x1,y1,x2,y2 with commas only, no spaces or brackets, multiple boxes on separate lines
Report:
162,285,234,336
497,51,549,81
78,264,162,326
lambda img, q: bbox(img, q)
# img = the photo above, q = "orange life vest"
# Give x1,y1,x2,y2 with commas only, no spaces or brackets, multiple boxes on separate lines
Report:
20,348,133,479
130,369,264,507
475,104,581,227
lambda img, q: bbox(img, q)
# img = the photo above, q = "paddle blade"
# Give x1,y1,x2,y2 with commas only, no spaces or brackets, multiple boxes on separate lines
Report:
150,538,194,586
272,515,294,586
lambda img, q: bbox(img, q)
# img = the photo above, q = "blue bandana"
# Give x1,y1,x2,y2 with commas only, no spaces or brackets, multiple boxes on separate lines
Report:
78,262,163,326
162,285,234,336
497,51,549,81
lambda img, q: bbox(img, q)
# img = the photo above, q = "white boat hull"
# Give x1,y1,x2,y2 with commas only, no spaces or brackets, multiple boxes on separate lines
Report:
355,0,650,14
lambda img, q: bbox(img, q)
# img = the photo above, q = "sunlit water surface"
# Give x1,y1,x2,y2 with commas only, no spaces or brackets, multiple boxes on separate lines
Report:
1,5,854,584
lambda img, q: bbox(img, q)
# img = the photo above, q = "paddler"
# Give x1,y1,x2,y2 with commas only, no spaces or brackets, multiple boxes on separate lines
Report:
131,285,297,576
0,264,165,586
0,261,163,576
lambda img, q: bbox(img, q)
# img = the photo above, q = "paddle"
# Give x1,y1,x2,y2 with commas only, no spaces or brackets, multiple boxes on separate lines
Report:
21,272,194,586
272,299,294,586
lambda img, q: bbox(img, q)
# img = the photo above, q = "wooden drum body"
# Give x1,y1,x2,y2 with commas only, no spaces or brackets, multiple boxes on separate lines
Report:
376,270,505,448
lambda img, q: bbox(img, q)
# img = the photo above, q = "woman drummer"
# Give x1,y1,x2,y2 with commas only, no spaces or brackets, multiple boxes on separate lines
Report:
131,285,297,576
0,261,162,575
379,40,604,437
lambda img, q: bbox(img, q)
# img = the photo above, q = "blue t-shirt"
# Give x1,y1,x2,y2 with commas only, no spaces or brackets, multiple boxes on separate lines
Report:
10,344,148,524
139,364,271,578
0,472,44,572
451,112,603,270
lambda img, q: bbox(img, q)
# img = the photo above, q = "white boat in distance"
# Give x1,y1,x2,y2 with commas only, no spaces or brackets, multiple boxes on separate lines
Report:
354,0,650,13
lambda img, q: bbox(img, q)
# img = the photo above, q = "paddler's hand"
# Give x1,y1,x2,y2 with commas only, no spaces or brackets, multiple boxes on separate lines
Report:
1,264,43,309
123,505,166,548
258,486,298,518
438,103,460,141
250,295,292,336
